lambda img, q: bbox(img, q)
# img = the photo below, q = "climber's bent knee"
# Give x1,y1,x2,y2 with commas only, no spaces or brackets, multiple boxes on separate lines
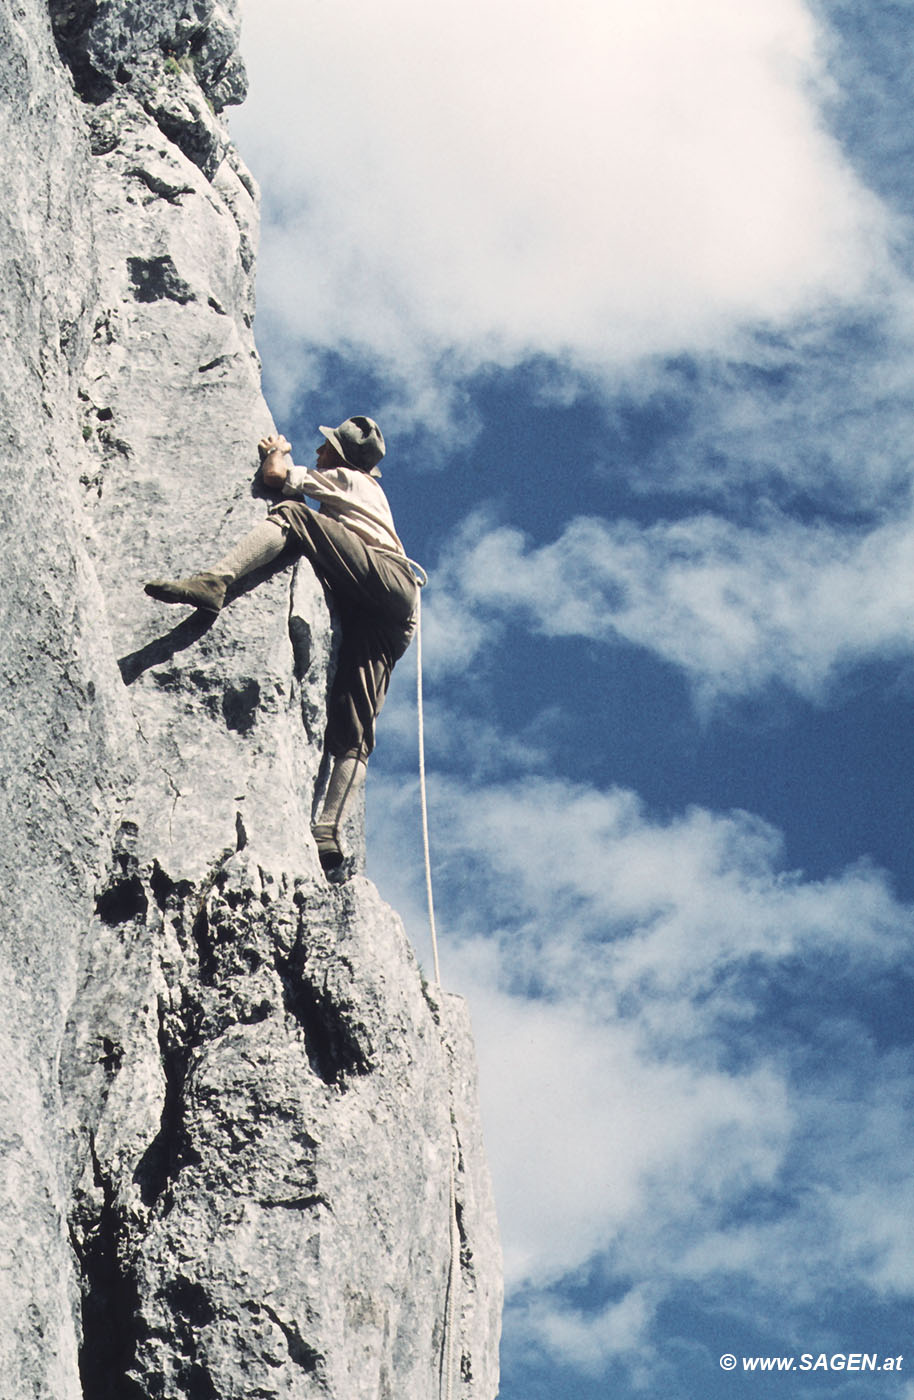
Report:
268,501,313,532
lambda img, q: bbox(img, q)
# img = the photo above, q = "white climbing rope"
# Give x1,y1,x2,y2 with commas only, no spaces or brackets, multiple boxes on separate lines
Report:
412,574,442,986
407,564,460,1400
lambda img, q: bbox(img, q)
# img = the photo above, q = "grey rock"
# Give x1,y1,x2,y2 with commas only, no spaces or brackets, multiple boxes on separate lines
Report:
50,0,245,173
65,862,498,1398
49,0,247,109
0,1,502,1397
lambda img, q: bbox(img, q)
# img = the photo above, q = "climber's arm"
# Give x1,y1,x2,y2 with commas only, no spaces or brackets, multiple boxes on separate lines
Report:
258,433,291,490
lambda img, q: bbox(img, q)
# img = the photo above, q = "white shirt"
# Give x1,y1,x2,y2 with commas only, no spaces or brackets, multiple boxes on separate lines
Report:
282,463,407,557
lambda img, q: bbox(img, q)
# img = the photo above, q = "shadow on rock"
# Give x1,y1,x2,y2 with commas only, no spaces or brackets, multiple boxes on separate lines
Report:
118,556,300,685
118,611,218,685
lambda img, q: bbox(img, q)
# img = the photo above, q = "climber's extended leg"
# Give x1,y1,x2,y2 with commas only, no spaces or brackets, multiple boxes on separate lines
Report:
144,517,289,611
312,749,367,871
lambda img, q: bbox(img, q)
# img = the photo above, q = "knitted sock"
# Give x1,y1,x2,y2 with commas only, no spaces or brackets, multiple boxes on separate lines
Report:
314,752,367,835
211,518,288,582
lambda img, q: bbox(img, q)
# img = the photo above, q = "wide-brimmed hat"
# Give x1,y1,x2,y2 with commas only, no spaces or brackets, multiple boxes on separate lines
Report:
319,416,386,477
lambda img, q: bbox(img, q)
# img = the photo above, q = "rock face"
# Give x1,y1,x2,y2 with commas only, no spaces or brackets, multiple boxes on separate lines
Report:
0,3,502,1397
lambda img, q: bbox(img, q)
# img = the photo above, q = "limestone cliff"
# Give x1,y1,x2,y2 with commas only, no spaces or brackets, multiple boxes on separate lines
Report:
0,2,502,1395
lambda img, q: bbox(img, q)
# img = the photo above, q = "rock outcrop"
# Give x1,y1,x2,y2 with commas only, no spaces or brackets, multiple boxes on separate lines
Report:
0,2,501,1396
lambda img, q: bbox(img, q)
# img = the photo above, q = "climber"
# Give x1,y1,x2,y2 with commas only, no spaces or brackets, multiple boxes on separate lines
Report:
144,415,418,873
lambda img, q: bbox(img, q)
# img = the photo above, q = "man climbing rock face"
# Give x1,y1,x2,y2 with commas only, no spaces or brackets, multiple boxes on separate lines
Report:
145,415,419,872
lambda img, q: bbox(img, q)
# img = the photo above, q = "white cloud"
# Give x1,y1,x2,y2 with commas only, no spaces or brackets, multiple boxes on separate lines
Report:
511,1284,659,1372
233,0,889,402
367,767,914,1372
414,588,496,678
454,968,792,1288
423,507,914,702
615,317,914,507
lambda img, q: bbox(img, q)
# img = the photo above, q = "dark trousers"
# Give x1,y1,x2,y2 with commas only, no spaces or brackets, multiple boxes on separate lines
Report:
270,502,418,759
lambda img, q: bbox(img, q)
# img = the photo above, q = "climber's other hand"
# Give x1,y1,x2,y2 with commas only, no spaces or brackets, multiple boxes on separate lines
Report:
258,433,291,461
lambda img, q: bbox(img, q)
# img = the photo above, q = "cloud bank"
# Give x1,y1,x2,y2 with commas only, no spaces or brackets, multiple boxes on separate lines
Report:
420,507,914,703
368,770,914,1376
232,0,888,403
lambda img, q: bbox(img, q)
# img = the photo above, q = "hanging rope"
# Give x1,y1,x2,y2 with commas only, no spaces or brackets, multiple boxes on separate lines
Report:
407,563,460,1400
412,577,442,985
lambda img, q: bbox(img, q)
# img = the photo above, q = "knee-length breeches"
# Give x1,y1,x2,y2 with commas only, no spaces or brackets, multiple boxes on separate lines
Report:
269,501,418,759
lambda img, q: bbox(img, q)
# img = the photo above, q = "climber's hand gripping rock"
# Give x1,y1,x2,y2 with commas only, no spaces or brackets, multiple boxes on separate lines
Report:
258,434,291,490
258,432,291,460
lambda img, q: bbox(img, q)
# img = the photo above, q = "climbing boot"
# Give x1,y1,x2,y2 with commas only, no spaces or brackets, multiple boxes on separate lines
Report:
144,571,228,611
312,752,367,873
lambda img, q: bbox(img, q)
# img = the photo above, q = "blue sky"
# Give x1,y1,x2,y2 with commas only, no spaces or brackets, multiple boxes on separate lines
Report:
231,2,914,1395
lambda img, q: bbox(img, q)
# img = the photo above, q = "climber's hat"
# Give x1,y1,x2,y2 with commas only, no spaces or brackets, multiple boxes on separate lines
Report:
320,416,386,478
